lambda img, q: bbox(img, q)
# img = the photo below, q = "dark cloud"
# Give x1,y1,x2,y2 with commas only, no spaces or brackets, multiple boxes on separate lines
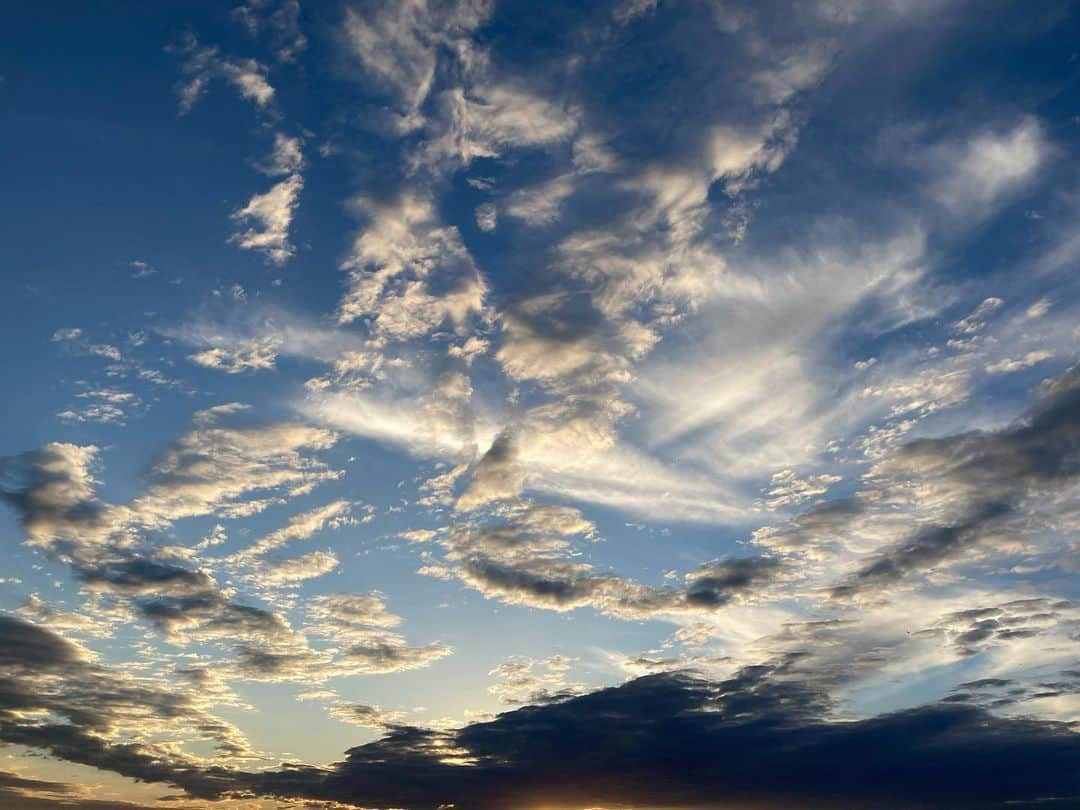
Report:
827,365,1080,598
0,443,109,553
11,617,1074,810
341,639,452,675
0,615,252,789
436,504,786,617
224,667,1080,810
0,767,176,810
0,616,88,671
917,597,1078,657
684,556,786,608
0,768,199,809
948,670,1080,712
78,558,215,596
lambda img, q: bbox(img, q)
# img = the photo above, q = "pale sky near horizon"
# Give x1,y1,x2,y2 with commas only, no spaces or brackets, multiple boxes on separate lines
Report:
1,1,1079,808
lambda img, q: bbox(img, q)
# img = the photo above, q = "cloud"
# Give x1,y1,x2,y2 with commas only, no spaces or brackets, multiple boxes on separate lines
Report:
985,350,1053,375
421,83,578,167
455,430,522,512
0,442,108,550
338,191,490,339
131,405,341,525
504,175,575,227
423,503,786,618
307,592,404,634
77,558,215,596
487,655,581,705
923,118,1051,217
230,173,304,265
342,0,491,132
263,132,305,175
188,336,281,373
832,365,1080,598
474,201,497,231
254,549,341,585
57,388,141,425
744,364,1080,601
234,0,307,63
0,406,343,654
0,768,167,810
763,469,843,509
0,615,254,791
328,703,406,730
303,592,452,675
18,595,113,638
171,32,275,114
233,499,356,561
217,668,1080,809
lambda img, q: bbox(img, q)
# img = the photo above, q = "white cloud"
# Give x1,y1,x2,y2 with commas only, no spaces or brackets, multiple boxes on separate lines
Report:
505,175,575,227
928,118,1050,217
230,173,304,265
342,0,491,132
189,337,282,374
985,350,1054,375
172,34,275,114
338,192,489,338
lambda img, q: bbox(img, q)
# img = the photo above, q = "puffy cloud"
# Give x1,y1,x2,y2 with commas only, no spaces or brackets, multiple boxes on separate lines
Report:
171,32,275,114
763,469,843,509
307,593,404,635
188,336,281,373
77,558,215,596
230,173,304,265
0,406,342,653
834,366,1080,598
301,592,453,676
0,442,108,550
338,192,489,339
17,595,113,638
57,388,140,425
263,132,305,175
924,597,1078,659
487,654,582,705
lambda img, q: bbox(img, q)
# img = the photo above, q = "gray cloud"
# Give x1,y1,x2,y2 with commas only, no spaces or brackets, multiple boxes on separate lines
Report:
210,666,1080,809
0,616,252,794
832,365,1080,598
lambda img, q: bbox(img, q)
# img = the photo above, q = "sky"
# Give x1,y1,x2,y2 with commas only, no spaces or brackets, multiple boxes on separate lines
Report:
0,0,1079,807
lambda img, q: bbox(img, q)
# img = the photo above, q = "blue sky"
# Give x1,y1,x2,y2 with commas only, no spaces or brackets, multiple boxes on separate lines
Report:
1,1,1079,808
